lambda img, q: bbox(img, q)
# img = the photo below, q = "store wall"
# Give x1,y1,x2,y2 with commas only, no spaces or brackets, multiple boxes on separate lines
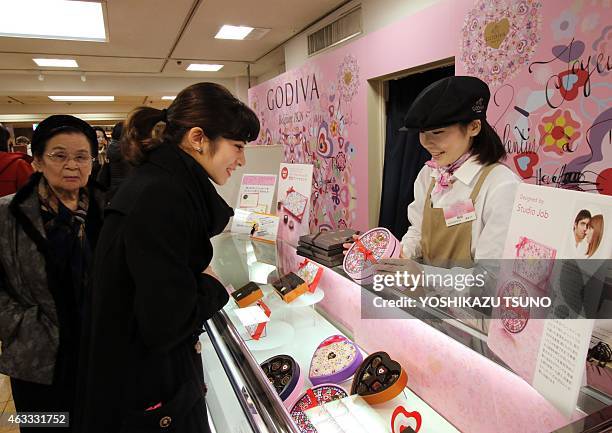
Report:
248,1,467,235
250,0,611,430
283,0,444,71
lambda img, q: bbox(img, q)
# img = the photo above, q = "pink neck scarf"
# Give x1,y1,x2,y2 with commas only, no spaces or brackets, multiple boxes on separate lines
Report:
425,152,472,195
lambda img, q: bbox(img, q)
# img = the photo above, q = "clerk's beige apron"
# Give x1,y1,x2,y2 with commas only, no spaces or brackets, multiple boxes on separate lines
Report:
420,163,498,269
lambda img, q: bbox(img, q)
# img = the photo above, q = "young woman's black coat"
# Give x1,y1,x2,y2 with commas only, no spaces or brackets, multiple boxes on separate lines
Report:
77,143,231,433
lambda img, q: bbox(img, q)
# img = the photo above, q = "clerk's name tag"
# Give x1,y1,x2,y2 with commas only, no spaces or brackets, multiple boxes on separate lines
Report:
443,199,476,227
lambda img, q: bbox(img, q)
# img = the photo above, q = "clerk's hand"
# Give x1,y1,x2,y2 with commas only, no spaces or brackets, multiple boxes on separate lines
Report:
342,234,360,255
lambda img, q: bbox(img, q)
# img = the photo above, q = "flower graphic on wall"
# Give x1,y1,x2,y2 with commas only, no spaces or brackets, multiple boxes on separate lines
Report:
335,151,347,171
591,25,612,76
330,119,340,137
581,13,599,33
538,109,581,156
261,128,273,146
551,9,578,41
281,129,296,162
459,0,543,88
317,121,334,158
337,54,360,103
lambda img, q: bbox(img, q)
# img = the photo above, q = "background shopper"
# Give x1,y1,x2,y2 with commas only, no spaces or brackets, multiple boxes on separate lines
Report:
0,123,34,197
96,120,133,205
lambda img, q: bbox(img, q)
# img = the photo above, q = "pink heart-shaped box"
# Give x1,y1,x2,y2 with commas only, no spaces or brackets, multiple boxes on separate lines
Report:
309,335,362,385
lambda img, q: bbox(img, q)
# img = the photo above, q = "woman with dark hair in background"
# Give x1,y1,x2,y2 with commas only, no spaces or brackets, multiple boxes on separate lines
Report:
96,121,133,205
78,82,259,433
90,126,108,181
0,115,104,432
92,126,108,164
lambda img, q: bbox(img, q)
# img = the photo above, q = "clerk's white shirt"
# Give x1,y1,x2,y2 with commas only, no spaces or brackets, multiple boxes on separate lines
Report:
401,156,521,262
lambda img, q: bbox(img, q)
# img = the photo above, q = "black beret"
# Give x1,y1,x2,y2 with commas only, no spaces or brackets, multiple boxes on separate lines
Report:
32,114,98,158
403,76,490,131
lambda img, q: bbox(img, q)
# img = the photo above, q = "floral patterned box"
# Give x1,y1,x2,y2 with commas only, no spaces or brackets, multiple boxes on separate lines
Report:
282,188,309,222
296,258,325,293
343,227,401,284
513,236,557,289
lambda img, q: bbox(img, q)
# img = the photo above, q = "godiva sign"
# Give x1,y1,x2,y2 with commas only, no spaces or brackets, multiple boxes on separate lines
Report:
266,73,320,110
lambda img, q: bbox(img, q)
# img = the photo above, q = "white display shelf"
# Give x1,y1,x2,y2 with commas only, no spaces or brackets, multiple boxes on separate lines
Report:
222,294,460,433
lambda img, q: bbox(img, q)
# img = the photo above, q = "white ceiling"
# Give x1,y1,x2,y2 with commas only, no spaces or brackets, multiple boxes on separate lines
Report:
0,0,348,121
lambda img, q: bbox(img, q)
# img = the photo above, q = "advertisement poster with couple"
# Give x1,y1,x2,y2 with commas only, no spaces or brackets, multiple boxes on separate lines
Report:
570,208,605,260
487,183,611,416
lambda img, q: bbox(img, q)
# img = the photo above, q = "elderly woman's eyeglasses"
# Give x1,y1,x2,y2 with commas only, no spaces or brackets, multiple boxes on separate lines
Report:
45,151,94,165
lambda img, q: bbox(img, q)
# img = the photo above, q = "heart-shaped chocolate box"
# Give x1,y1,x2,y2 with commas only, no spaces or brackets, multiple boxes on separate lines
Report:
260,355,303,409
309,335,363,385
350,351,407,404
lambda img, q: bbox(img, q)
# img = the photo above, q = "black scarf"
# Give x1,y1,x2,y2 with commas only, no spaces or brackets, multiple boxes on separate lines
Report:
37,176,92,338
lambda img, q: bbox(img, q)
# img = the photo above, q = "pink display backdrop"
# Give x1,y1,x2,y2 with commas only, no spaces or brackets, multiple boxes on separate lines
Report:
456,0,612,195
250,0,610,430
248,0,611,237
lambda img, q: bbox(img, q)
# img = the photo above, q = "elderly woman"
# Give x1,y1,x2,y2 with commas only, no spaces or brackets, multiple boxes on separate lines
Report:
0,115,104,432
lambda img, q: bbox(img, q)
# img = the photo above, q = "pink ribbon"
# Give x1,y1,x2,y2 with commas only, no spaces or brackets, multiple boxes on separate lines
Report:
425,152,472,195
251,301,271,341
320,335,347,347
515,237,529,257
354,239,377,264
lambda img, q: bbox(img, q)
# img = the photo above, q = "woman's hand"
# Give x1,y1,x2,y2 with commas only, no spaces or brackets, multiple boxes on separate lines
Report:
202,266,220,282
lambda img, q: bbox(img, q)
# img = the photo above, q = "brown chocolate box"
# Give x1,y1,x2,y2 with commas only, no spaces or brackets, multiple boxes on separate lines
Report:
231,282,263,308
272,273,309,303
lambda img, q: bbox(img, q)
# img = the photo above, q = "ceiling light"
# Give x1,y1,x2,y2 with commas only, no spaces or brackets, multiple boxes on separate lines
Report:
1,0,107,42
48,96,114,102
33,58,79,68
215,25,254,40
161,96,176,100
38,73,44,81
186,64,224,72
81,73,87,82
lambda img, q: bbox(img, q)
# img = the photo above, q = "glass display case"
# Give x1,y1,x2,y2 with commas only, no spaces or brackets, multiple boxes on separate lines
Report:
200,233,611,433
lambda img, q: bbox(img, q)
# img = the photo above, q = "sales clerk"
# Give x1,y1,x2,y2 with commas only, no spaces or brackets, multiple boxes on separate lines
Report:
401,76,521,269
